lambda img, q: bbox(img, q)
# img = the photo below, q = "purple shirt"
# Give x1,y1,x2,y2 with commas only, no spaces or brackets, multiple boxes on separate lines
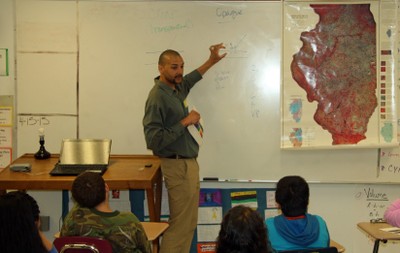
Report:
384,199,400,227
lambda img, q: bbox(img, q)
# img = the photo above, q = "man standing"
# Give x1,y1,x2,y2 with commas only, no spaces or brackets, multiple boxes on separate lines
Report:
143,43,226,253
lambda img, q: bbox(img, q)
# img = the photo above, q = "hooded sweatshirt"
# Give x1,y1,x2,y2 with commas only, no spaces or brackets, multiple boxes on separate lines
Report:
265,214,330,251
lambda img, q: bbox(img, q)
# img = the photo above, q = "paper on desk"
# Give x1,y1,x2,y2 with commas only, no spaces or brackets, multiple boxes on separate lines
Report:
187,106,204,146
380,227,400,234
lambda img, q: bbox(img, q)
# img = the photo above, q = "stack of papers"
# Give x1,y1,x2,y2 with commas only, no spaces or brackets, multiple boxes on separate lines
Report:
380,227,400,234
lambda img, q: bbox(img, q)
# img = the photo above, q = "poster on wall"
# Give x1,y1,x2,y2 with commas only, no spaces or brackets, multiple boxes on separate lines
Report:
0,148,11,169
281,1,398,149
0,105,12,169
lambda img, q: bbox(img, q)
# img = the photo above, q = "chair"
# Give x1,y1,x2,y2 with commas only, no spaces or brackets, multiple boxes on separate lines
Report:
279,247,339,253
54,222,168,253
53,236,113,253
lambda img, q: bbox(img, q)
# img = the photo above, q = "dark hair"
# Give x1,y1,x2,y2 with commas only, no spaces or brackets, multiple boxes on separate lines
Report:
8,191,41,221
0,192,47,253
275,175,309,217
216,205,272,253
158,49,181,65
72,172,106,208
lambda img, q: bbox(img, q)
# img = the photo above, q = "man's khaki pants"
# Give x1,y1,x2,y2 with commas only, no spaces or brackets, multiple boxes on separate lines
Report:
159,158,200,253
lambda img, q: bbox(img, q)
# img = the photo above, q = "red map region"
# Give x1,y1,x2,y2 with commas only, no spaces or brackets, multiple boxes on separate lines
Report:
291,4,377,145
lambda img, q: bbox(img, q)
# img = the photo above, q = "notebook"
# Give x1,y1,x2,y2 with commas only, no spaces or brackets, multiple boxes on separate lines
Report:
50,139,112,176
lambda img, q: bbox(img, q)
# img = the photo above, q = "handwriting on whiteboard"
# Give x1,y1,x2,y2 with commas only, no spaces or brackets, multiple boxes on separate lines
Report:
355,187,389,218
18,116,50,127
224,35,249,58
379,148,400,179
250,95,260,118
216,8,244,20
213,71,230,90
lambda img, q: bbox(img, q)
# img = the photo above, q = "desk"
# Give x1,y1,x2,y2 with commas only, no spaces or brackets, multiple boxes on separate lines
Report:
357,222,400,253
0,154,162,222
330,239,345,253
141,222,169,253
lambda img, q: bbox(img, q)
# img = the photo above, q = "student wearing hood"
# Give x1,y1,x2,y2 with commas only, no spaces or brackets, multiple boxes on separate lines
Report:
265,175,330,251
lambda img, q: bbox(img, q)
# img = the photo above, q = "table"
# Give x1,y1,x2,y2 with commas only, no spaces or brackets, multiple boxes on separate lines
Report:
357,222,400,253
0,154,162,221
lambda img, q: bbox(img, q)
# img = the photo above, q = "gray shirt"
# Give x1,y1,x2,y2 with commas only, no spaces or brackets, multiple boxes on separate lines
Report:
143,70,202,158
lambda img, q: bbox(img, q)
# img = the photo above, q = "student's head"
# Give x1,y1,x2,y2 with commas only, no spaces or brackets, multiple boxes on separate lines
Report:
8,191,41,222
216,205,271,253
275,175,309,217
158,49,184,86
72,172,106,208
0,191,46,253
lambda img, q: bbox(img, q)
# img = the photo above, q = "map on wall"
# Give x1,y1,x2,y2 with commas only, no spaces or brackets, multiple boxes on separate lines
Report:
282,1,398,149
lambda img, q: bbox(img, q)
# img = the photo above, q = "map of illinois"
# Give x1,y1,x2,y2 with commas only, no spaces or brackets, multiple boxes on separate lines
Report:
291,4,377,145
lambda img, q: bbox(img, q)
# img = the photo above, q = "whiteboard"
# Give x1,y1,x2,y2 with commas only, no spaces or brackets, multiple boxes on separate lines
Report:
15,0,392,182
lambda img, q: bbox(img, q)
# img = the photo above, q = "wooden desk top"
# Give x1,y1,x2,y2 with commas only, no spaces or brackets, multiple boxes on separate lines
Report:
141,222,169,241
0,154,161,190
357,222,400,241
330,239,345,253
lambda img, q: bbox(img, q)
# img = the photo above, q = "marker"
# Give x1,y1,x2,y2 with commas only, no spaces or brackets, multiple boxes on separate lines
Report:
203,177,219,181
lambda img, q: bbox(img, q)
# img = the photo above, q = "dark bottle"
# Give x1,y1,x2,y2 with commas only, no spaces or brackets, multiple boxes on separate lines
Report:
34,132,51,160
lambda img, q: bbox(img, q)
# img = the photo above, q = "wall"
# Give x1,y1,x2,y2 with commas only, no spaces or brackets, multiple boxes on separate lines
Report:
8,1,400,252
14,0,398,183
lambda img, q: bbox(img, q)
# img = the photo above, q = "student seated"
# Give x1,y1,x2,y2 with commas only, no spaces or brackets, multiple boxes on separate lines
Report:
60,172,151,253
0,191,58,253
265,175,330,251
384,199,400,227
216,205,274,253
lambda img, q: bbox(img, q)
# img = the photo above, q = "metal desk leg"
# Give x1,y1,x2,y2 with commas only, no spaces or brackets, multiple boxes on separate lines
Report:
373,239,387,253
373,239,380,253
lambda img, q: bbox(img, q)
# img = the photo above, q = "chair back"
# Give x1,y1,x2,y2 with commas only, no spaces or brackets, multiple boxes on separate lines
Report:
279,247,339,253
53,236,113,253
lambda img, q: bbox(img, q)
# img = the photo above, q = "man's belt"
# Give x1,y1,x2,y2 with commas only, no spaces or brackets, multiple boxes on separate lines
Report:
164,155,193,159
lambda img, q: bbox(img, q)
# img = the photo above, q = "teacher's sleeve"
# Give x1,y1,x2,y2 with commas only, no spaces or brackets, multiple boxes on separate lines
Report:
143,102,186,154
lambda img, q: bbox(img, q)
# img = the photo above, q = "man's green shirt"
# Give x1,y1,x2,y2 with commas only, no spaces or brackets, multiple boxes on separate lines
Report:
143,70,202,158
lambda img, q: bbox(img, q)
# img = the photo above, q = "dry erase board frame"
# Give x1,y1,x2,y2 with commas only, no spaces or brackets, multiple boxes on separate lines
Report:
14,0,399,183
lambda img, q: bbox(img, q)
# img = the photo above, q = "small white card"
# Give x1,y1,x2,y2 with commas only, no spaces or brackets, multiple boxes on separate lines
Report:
188,120,204,146
380,227,400,234
187,105,204,146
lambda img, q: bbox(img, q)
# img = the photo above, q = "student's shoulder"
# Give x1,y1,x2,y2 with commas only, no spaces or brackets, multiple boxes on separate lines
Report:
312,214,327,221
265,216,277,227
65,206,110,225
265,216,275,222
65,205,91,218
116,211,141,222
310,214,329,227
